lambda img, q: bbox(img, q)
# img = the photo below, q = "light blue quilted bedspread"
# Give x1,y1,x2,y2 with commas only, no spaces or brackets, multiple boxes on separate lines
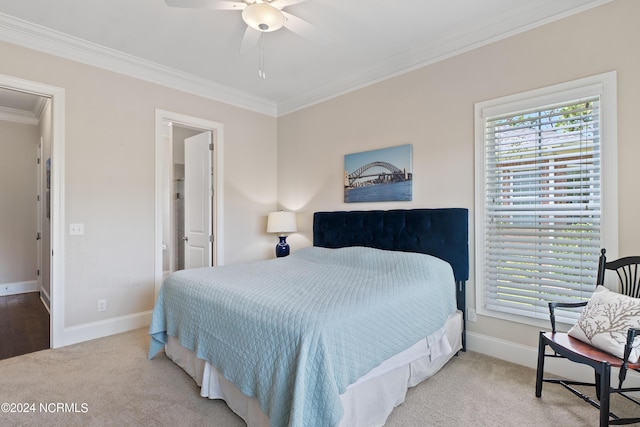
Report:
148,246,456,427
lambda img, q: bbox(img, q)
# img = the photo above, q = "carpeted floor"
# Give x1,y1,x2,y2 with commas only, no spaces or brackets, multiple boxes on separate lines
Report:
0,327,636,426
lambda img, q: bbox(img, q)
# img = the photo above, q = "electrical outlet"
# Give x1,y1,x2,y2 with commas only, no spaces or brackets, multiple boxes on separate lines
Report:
467,308,477,322
97,299,107,312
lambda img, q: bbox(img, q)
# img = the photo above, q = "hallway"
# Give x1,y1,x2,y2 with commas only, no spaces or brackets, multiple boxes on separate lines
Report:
0,292,49,360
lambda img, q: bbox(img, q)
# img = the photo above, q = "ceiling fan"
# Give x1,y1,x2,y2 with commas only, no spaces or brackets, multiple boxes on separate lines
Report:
164,0,318,51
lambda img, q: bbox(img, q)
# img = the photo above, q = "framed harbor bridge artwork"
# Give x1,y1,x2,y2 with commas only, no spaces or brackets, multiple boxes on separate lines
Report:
344,144,413,203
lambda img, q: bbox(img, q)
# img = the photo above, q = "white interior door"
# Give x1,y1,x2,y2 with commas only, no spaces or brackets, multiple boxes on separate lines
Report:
184,131,212,269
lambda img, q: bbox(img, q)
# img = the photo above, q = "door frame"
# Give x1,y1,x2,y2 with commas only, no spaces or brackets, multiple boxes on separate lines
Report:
0,73,66,349
154,109,224,297
36,137,43,297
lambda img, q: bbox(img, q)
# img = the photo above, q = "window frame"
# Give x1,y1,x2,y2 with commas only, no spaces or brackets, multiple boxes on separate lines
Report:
474,72,618,328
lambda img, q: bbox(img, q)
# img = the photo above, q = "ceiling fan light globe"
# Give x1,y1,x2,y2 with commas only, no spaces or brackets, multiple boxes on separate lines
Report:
242,3,285,32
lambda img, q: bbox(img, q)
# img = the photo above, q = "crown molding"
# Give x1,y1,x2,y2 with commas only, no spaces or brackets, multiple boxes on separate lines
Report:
0,105,38,125
0,13,278,117
33,96,48,121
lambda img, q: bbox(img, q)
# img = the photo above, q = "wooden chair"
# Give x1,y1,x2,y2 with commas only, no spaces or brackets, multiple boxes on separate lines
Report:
535,248,640,426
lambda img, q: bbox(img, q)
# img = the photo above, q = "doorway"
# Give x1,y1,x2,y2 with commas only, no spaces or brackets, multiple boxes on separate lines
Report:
154,109,224,297
0,74,65,349
0,88,49,358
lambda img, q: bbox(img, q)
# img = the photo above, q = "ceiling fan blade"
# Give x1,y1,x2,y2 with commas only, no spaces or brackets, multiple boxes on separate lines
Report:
164,0,246,10
281,11,326,43
270,0,309,9
240,25,260,53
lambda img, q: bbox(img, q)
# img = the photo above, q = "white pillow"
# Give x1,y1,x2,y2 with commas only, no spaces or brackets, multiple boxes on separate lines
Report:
567,285,640,363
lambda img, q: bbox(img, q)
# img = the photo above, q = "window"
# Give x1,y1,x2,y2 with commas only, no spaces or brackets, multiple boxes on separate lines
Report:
475,72,618,326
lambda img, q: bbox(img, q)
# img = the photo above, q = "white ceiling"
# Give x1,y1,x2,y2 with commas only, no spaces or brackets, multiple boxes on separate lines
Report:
0,0,611,116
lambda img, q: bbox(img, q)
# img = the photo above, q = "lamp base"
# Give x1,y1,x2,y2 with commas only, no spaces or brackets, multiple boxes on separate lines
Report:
275,236,290,257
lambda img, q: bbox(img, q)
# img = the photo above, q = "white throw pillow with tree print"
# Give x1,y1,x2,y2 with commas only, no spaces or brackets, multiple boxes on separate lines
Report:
568,286,640,363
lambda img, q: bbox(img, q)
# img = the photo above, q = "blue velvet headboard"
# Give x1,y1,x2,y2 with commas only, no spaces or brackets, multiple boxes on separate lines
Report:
313,208,469,282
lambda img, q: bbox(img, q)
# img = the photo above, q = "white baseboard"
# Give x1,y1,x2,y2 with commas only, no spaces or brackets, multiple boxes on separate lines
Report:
61,310,152,347
39,287,51,312
0,280,37,296
467,330,640,387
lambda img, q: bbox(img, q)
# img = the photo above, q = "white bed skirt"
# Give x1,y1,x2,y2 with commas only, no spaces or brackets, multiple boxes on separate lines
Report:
165,310,463,427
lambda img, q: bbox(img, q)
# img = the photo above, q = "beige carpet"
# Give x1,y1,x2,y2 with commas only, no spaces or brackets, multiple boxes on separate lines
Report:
0,327,636,426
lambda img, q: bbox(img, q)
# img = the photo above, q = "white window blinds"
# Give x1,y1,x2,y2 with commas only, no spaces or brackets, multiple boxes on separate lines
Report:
481,95,601,321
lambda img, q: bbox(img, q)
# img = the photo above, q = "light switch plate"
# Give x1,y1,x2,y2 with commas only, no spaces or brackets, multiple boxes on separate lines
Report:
69,223,84,235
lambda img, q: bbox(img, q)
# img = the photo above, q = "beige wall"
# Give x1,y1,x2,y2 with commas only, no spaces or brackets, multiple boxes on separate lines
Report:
277,0,640,351
0,120,38,285
0,40,278,330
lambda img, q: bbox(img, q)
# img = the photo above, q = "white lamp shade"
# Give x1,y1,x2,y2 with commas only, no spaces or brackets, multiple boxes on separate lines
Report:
242,3,285,32
267,211,297,234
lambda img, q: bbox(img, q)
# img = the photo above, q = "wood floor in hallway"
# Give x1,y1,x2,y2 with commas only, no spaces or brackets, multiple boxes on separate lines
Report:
0,292,49,360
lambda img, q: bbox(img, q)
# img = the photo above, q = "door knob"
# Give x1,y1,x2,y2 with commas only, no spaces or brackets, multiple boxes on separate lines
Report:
182,236,189,242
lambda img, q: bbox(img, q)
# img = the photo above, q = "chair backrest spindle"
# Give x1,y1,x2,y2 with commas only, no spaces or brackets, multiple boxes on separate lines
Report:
596,248,607,287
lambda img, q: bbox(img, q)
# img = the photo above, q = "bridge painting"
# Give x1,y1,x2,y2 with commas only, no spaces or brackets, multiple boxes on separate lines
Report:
344,144,412,203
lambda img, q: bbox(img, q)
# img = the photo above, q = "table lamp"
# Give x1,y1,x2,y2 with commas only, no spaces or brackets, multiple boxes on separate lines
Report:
267,211,297,257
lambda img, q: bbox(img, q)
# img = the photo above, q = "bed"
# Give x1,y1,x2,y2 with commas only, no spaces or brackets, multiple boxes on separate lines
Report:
149,208,469,427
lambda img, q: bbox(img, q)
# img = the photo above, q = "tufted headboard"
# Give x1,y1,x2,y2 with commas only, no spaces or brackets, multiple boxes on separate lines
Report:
313,208,469,283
